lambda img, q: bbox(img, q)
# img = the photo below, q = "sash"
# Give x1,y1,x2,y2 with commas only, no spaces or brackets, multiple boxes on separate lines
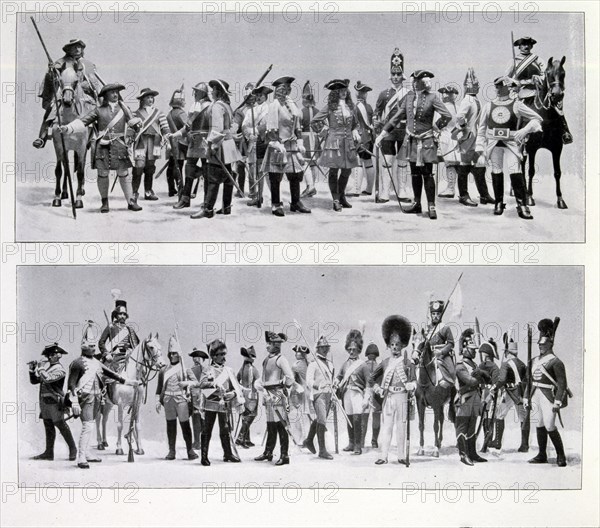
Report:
106,325,130,353
532,353,555,379
384,87,405,119
508,360,522,384
357,101,371,129
134,107,160,143
75,358,101,393
96,108,125,141
339,358,365,389
514,53,540,80
202,367,228,398
381,356,407,391
163,364,182,384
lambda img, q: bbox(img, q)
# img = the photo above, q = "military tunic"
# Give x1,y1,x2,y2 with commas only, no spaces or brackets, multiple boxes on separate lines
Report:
494,356,528,420
310,103,360,169
156,364,196,421
261,353,294,423
306,355,334,425
263,97,305,175
238,362,260,416
505,52,546,100
530,352,568,430
30,362,67,422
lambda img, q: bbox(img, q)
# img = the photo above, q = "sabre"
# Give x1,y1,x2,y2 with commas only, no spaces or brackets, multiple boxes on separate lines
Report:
211,151,245,197
370,145,407,213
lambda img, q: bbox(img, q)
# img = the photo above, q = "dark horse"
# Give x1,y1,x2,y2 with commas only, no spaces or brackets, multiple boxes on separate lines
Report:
522,56,570,209
414,339,456,457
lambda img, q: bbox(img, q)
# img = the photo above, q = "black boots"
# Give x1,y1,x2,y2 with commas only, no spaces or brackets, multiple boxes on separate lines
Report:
343,420,354,452
33,419,56,460
468,437,487,463
338,171,352,208
221,433,240,463
165,419,177,460
529,426,549,463
191,181,218,219
423,174,437,219
275,422,290,465
352,415,363,455
289,179,311,213
458,435,473,466
180,420,198,460
473,167,494,204
518,418,530,453
56,420,77,461
548,429,567,467
255,422,276,461
192,414,202,450
303,420,317,454
490,419,505,450
405,174,423,214
372,413,381,448
510,173,533,219
200,434,211,466
317,423,333,460
457,165,478,206
492,172,506,215
174,177,194,209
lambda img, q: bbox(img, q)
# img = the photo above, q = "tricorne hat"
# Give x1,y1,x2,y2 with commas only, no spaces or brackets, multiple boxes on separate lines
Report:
241,345,256,359
324,79,350,90
513,36,537,47
253,85,273,96
412,70,435,80
42,343,68,357
272,76,295,87
479,339,499,359
265,331,287,344
354,81,372,92
189,347,209,359
292,345,310,355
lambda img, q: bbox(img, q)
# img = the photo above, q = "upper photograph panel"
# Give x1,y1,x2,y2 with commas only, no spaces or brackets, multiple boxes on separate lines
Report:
14,10,585,242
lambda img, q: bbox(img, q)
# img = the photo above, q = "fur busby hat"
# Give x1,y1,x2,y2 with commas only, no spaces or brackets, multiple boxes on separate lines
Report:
365,342,380,358
513,36,537,47
345,329,364,352
316,335,330,349
459,328,476,354
42,343,68,357
265,331,287,344
381,315,412,347
479,338,499,359
189,347,209,359
538,317,559,344
302,81,314,101
62,38,86,52
390,48,404,75
168,335,182,356
208,339,226,356
241,345,256,359
292,345,310,355
98,83,125,98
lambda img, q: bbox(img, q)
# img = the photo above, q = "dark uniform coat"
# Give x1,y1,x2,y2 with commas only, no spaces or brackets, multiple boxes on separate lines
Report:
310,104,360,169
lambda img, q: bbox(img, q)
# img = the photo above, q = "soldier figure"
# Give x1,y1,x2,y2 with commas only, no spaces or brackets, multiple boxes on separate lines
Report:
254,331,297,465
263,76,310,216
172,82,212,209
489,333,530,452
436,85,461,200
477,339,500,452
186,339,244,465
369,316,416,465
98,299,140,368
333,329,371,455
527,318,569,467
232,83,256,197
68,331,136,468
34,38,100,149
353,81,376,196
60,83,142,213
450,68,495,206
236,346,260,448
454,328,492,466
300,81,320,198
188,347,209,450
166,86,188,197
376,70,452,219
363,342,382,448
290,345,311,446
29,343,77,461
373,48,411,203
424,300,456,388
475,76,543,219
155,336,198,461
305,336,335,460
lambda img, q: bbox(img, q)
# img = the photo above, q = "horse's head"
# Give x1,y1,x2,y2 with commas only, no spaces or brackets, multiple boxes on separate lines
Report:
144,332,166,369
60,67,79,106
545,56,566,104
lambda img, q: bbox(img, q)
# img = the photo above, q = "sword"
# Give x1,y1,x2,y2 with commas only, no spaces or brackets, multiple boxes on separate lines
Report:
370,146,407,213
274,407,301,446
211,150,245,197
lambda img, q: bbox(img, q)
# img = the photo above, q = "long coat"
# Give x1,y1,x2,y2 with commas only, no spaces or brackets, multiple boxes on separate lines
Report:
310,104,360,169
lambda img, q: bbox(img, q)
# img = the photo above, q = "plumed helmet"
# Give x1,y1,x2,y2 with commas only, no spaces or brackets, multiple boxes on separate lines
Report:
81,320,97,353
381,315,412,347
345,329,364,352
459,328,476,354
192,82,210,98
168,335,181,355
316,335,330,349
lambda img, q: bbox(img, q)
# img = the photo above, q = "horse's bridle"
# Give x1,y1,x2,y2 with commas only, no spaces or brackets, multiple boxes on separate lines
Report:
535,69,565,111
122,339,163,403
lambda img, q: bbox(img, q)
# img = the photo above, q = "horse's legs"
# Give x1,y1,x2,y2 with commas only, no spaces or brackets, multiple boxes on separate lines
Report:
552,145,568,209
115,405,124,455
134,390,144,455
61,151,69,199
526,148,537,206
95,408,104,449
417,397,426,455
432,409,441,458
102,402,112,447
74,150,85,208
52,160,63,206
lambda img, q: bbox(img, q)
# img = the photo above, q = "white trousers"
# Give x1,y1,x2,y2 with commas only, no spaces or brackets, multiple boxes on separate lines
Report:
380,392,408,461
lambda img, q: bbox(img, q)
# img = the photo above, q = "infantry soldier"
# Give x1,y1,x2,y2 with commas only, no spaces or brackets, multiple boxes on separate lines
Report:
263,76,310,216
172,82,212,209
376,70,452,219
333,329,371,455
363,342,382,448
527,318,569,467
236,346,260,448
450,68,495,206
155,336,198,461
255,331,297,465
242,85,273,208
475,76,543,219
369,316,415,465
454,328,492,466
29,343,77,461
190,80,241,219
131,88,171,203
305,336,335,460
185,339,244,465
353,81,376,196
34,38,101,149
436,85,461,200
68,331,137,468
166,86,188,198
373,48,411,203
290,345,311,446
60,83,142,213
477,339,500,452
232,83,256,197
489,333,530,452
423,300,456,388
300,81,320,198
188,347,209,450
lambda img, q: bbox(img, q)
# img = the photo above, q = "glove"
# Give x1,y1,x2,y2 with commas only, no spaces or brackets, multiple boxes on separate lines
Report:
405,382,416,392
155,402,162,413
352,129,361,143
72,401,81,417
223,391,235,401
552,401,561,413
127,117,142,128
374,133,384,147
514,129,527,144
125,379,140,387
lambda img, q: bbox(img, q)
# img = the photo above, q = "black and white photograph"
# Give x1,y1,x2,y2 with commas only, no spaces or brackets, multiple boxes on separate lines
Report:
12,9,585,242
16,266,583,489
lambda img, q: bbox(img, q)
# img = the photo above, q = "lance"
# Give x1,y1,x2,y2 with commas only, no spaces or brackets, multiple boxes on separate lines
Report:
233,64,273,112
30,17,77,219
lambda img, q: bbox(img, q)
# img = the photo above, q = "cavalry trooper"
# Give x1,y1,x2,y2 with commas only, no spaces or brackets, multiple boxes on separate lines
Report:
373,48,411,203
300,81,320,198
475,76,542,220
450,68,495,206
34,38,101,149
305,336,335,460
363,342,382,448
506,36,572,144
188,347,209,450
290,345,311,446
60,83,142,213
477,338,500,453
527,318,569,467
29,343,77,462
172,82,212,209
68,331,137,469
166,86,188,198
334,329,371,455
131,87,171,203
454,328,492,466
255,331,298,466
489,333,530,452
353,81,376,196
423,300,456,388
236,346,260,449
155,336,198,461
184,340,245,466
369,316,415,465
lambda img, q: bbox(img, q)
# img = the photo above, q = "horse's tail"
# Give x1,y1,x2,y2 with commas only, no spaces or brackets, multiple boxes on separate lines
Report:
447,385,457,424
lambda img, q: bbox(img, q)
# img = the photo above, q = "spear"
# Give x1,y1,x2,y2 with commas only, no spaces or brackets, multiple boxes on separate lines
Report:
233,64,273,112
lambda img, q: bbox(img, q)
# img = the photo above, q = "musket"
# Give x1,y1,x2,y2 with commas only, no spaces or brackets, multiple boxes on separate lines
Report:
481,389,498,452
525,324,533,426
233,64,273,112
332,397,339,454
405,389,411,467
30,17,77,219
374,143,380,202
511,31,517,78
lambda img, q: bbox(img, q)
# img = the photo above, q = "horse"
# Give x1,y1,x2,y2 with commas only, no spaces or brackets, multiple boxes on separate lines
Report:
95,333,165,456
522,56,570,209
50,66,96,208
414,339,456,457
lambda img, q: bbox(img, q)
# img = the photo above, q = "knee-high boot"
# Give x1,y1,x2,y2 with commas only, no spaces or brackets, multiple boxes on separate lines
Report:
289,178,311,213
191,180,218,219
548,429,567,467
328,169,341,211
457,165,477,206
303,419,317,454
255,422,276,461
132,167,143,197
144,163,157,199
221,430,240,462
269,173,284,216
423,173,437,219
33,419,56,460
200,433,211,466
192,414,203,449
529,426,549,463
372,413,381,448
510,173,533,219
338,170,352,208
343,418,354,451
55,420,77,460
472,166,494,204
492,172,505,215
317,423,333,459
405,173,423,214
352,414,363,454
165,419,177,460
180,420,198,459
491,419,505,450
361,413,369,447
518,415,530,452
275,422,290,465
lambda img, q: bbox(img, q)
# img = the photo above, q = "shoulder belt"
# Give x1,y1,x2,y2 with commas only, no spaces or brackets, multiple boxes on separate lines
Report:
135,107,161,142
107,325,131,352
357,101,371,128
96,108,125,140
514,54,540,79
508,359,522,384
339,359,365,388
75,359,101,393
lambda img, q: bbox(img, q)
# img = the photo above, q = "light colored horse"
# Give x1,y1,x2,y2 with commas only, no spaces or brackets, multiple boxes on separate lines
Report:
96,333,165,456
